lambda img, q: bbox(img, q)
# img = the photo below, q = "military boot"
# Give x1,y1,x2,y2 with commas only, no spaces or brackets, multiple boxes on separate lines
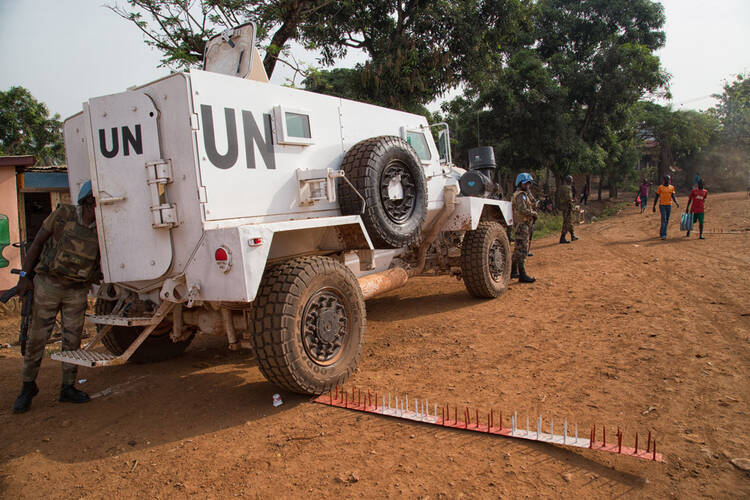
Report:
60,384,90,404
559,232,570,244
13,381,39,414
518,263,536,283
511,261,520,279
570,231,579,241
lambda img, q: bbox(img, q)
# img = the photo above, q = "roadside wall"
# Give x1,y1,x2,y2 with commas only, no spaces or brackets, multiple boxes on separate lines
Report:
0,166,21,289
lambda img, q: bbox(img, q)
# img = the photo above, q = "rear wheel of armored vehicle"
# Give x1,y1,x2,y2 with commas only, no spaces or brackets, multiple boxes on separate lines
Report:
460,222,511,298
95,295,195,364
338,136,427,249
249,256,365,395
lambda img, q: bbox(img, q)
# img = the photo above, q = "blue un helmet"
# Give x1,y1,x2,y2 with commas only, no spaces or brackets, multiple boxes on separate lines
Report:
515,172,533,187
77,180,93,204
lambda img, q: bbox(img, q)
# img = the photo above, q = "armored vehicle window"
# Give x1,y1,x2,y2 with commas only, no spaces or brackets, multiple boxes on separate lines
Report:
286,112,311,138
406,131,431,161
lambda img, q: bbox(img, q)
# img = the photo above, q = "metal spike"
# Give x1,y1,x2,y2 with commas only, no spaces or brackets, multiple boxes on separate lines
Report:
526,415,530,435
551,417,554,440
537,416,541,440
563,417,568,444
575,423,578,443
388,392,391,410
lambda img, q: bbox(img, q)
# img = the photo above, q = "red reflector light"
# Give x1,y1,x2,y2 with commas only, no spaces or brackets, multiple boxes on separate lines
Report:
249,237,263,246
215,248,228,261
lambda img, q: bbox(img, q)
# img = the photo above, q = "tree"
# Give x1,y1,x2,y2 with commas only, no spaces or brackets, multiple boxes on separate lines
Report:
300,0,529,109
111,0,529,110
712,74,750,153
703,74,750,190
446,0,667,197
0,86,64,165
636,102,719,187
107,0,334,78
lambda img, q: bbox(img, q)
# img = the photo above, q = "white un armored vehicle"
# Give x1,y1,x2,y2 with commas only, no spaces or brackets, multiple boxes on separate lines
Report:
54,24,513,395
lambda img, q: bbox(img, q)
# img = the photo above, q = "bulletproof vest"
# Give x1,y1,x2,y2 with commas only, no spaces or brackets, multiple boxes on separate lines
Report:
37,205,100,284
511,190,534,224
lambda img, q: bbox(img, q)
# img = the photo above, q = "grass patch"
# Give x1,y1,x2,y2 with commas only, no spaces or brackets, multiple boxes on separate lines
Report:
599,202,629,219
532,212,562,240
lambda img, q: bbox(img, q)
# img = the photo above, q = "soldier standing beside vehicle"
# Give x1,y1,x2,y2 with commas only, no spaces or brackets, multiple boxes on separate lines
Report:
558,175,578,244
13,181,100,414
510,173,537,283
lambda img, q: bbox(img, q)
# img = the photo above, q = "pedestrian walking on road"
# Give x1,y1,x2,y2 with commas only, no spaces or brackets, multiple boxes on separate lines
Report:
685,180,708,239
12,181,100,414
638,178,650,214
510,173,537,283
558,175,578,244
653,175,679,240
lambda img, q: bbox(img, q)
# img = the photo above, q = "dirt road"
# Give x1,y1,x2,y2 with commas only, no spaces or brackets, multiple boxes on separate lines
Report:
1,192,749,498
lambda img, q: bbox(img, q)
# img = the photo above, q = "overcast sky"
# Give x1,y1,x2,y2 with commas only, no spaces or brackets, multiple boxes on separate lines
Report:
0,0,748,119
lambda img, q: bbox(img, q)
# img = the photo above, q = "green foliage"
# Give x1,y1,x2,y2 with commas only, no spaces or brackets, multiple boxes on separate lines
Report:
441,0,667,196
712,74,750,152
107,0,335,78
531,212,561,240
600,202,628,219
110,1,529,111
301,0,528,110
0,86,63,165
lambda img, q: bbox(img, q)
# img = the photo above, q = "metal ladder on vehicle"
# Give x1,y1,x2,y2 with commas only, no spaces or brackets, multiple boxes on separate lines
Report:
51,301,174,368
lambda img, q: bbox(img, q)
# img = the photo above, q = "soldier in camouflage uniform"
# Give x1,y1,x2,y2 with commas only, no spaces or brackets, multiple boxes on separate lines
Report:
558,175,579,244
510,173,537,283
13,181,100,414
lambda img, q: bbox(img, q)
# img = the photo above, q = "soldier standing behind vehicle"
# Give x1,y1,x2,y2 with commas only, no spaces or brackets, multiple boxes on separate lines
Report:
510,173,537,283
13,181,100,414
558,175,579,244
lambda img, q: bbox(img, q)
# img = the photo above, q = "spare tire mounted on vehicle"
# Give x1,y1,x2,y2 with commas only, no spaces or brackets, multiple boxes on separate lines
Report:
338,136,427,248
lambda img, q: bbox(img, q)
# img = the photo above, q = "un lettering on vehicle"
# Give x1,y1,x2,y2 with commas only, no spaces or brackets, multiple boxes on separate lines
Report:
98,125,144,158
199,104,276,170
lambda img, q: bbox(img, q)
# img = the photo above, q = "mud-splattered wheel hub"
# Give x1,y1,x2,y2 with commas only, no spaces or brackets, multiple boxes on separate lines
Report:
380,160,416,224
302,289,349,366
488,240,505,281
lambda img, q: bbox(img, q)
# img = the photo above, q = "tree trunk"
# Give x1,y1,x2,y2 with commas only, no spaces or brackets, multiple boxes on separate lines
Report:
262,5,304,78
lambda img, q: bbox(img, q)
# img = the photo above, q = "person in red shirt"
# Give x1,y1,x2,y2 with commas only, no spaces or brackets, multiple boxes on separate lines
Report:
685,179,708,239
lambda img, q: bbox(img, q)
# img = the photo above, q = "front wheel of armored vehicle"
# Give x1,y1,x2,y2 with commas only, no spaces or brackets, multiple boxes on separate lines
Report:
250,256,365,395
460,222,511,298
96,295,195,364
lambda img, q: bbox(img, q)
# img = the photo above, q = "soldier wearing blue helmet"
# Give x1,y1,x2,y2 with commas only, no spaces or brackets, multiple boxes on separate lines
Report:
510,173,537,283
12,180,100,413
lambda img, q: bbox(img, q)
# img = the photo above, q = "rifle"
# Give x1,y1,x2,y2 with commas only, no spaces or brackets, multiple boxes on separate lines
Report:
0,269,33,355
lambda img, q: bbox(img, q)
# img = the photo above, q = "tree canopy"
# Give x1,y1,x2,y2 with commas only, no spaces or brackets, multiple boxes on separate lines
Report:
439,0,667,192
114,1,748,194
110,0,528,110
0,86,64,165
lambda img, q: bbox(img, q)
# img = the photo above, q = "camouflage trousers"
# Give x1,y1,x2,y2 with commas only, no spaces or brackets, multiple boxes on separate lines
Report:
22,274,88,385
562,205,574,233
512,222,531,266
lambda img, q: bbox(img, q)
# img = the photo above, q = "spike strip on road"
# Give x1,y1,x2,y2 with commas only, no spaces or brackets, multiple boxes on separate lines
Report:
315,387,664,463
